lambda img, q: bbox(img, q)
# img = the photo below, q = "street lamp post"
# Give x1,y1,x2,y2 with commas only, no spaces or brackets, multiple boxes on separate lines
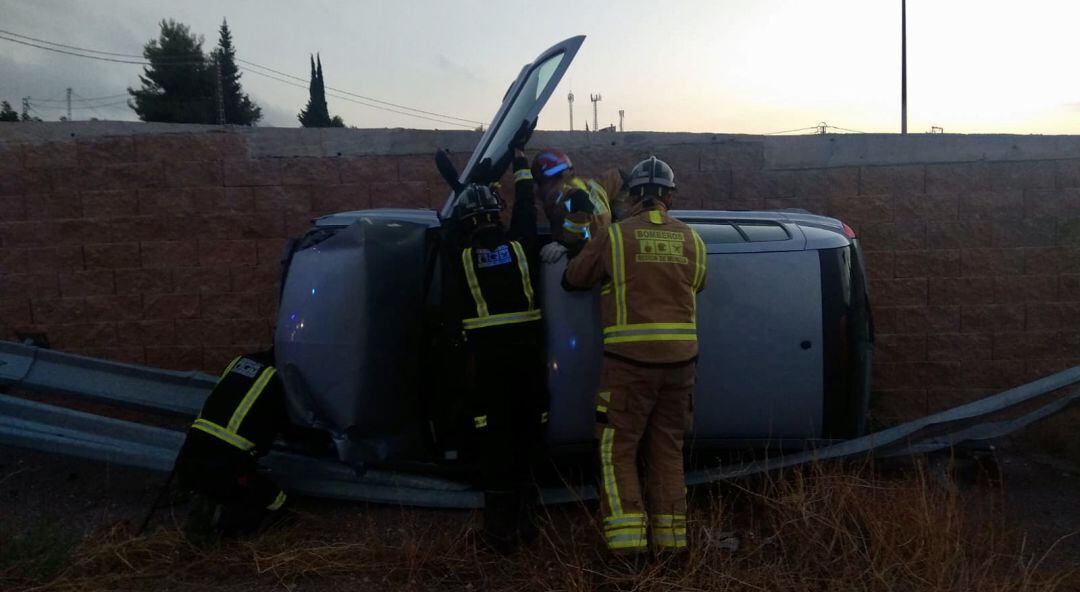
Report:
902,0,908,134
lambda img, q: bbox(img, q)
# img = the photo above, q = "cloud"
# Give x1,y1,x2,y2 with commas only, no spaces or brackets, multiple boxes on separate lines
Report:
256,100,298,127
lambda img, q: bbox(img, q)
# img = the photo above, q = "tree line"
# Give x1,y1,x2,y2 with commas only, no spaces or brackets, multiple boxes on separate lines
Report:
1,19,344,127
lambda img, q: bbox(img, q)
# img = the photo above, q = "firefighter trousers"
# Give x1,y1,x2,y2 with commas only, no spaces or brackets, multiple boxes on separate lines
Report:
176,434,287,535
595,355,695,553
468,337,548,548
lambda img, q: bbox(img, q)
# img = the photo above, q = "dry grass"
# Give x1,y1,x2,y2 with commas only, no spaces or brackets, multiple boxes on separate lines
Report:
3,460,1077,592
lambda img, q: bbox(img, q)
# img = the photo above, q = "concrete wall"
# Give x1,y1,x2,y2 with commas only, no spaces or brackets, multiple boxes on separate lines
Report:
1,122,1078,422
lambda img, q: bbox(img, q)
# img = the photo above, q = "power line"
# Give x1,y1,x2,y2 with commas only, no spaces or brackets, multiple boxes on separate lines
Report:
27,97,129,110
765,126,819,135
0,28,179,59
29,99,129,110
69,91,129,115
29,92,128,103
0,28,485,126
238,59,484,125
828,125,867,134
239,67,474,128
34,91,68,103
69,100,130,110
0,28,202,63
0,33,202,65
25,104,49,118
764,124,869,135
70,91,102,119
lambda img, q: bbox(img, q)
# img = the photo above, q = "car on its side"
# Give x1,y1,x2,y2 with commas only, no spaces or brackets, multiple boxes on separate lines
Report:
272,36,874,473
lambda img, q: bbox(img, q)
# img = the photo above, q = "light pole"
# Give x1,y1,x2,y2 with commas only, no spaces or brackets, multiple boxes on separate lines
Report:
568,91,574,131
590,94,602,133
901,0,907,134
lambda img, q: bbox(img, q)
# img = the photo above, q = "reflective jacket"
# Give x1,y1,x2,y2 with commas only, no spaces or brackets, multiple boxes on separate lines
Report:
190,351,286,455
460,240,541,332
563,203,707,365
452,156,542,343
545,169,623,249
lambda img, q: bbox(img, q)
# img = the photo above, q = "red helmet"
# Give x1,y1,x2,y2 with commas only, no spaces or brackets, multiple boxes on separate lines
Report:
531,148,573,181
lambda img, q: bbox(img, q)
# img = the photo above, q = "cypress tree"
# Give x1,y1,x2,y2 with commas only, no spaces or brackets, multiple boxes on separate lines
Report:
298,54,344,127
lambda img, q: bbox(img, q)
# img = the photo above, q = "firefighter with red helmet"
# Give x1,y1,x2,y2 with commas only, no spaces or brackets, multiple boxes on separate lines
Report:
531,148,624,262
563,156,707,558
442,122,547,554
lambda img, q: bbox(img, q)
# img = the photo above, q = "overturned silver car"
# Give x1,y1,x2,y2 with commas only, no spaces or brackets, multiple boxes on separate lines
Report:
272,36,875,470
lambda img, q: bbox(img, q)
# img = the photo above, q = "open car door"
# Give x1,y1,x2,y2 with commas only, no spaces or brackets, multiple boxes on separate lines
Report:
438,35,585,219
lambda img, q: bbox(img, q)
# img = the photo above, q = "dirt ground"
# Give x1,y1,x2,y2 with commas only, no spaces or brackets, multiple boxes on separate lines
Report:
991,447,1080,568
1,438,1078,590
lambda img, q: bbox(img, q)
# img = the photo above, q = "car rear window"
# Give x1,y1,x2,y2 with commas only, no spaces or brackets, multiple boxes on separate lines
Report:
692,221,791,243
737,223,790,242
694,224,745,243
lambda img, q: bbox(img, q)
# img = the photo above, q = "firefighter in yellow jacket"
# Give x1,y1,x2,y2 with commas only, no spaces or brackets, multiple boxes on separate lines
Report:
562,156,706,556
531,148,624,262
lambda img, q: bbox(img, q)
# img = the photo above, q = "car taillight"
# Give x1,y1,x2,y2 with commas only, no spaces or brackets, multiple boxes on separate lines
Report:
842,223,857,239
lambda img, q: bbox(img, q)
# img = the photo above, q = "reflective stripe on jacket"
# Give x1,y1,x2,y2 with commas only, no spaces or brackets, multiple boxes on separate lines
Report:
461,240,542,330
546,171,620,247
191,354,283,454
563,204,707,364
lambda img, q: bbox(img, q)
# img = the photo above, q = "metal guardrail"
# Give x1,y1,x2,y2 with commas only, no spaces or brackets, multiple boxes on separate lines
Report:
686,367,1080,485
0,393,482,508
2,341,1079,508
0,341,215,415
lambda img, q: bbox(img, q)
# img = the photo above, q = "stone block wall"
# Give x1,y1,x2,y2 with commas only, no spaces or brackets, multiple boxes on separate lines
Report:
1,123,1078,423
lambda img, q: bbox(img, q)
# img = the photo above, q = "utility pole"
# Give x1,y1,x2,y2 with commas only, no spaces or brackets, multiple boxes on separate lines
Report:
590,93,601,133
568,90,575,131
215,56,225,125
65,87,72,121
901,0,907,134
618,110,625,132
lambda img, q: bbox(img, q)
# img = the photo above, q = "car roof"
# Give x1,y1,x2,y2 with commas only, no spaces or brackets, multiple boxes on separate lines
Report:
312,208,853,251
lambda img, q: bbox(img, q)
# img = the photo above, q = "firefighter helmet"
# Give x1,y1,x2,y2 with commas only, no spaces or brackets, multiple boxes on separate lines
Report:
451,183,503,229
626,156,676,191
531,148,574,180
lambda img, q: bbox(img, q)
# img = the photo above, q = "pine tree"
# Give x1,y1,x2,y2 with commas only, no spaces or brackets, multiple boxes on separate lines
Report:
128,20,215,123
212,19,261,125
298,54,345,127
0,101,18,122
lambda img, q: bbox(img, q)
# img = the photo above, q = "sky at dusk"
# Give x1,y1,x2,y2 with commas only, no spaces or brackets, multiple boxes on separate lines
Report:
2,0,1079,134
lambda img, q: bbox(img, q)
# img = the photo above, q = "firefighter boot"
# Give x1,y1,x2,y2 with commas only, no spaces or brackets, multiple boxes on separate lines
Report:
482,490,520,555
516,486,540,546
183,494,221,547
215,502,267,538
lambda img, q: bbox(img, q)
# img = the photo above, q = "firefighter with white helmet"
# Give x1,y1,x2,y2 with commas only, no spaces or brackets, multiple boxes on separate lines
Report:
563,155,707,558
